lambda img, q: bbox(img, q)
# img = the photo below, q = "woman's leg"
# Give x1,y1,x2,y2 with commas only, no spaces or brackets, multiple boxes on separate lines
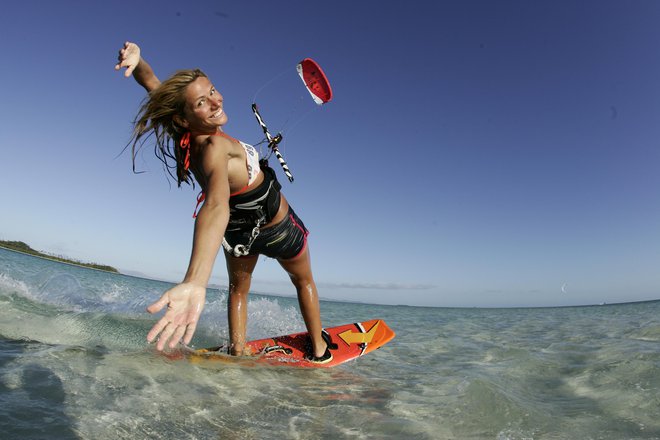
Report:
225,253,259,355
278,246,327,358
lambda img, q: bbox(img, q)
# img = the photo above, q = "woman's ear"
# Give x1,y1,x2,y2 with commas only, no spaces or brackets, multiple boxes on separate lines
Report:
173,114,189,129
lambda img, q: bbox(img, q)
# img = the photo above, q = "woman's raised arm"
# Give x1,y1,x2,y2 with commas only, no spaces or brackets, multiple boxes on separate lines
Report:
115,41,161,92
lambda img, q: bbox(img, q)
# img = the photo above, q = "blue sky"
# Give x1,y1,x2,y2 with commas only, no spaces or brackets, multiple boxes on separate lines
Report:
1,0,660,307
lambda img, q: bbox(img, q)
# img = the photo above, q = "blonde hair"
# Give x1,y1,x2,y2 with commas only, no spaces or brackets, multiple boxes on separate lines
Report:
129,69,207,186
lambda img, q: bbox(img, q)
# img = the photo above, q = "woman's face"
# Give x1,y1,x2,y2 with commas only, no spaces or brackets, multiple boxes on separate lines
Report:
180,76,227,132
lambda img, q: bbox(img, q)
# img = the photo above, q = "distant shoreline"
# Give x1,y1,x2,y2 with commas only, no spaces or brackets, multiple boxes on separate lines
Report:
1,242,658,310
0,240,119,274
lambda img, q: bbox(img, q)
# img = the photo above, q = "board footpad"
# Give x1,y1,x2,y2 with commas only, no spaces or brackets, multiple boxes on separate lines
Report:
263,345,293,355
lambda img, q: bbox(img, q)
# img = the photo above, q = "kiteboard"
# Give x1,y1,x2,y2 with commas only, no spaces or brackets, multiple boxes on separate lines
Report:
188,319,395,368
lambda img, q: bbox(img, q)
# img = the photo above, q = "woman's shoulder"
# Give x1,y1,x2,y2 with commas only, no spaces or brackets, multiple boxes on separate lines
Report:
194,132,234,150
196,131,240,144
193,132,242,165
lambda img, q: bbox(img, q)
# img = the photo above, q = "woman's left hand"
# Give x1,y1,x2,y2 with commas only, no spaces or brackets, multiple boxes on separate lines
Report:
146,282,206,350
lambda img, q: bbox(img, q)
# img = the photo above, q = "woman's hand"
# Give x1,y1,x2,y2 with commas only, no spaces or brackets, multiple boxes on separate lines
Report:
115,41,141,77
146,282,207,351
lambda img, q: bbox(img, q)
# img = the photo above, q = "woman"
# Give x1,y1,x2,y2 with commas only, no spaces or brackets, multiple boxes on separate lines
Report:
115,41,332,363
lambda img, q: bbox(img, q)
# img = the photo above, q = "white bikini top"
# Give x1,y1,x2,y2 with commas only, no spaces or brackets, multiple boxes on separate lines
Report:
205,132,261,196
240,140,261,187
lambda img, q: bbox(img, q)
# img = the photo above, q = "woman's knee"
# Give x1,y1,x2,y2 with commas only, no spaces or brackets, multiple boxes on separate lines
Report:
287,272,316,293
226,254,258,296
228,277,251,297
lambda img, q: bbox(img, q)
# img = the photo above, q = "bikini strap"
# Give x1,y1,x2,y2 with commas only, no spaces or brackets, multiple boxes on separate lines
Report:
192,191,205,219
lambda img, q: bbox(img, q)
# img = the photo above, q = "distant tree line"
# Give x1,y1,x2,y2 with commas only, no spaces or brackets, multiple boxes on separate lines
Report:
0,240,119,273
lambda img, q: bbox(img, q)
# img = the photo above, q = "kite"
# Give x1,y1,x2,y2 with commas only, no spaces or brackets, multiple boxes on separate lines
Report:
296,58,333,105
252,58,333,182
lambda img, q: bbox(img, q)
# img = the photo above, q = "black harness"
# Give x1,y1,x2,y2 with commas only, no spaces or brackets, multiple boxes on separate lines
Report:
222,160,282,256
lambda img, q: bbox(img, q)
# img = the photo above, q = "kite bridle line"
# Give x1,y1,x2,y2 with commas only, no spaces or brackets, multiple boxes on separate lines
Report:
252,103,294,183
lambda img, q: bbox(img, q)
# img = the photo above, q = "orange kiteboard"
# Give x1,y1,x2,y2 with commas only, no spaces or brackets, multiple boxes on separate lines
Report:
189,319,395,368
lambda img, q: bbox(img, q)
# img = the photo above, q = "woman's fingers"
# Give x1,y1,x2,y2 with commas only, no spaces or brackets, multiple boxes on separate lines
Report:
156,321,177,351
169,324,188,349
183,320,198,346
114,41,139,77
146,314,170,343
146,292,169,314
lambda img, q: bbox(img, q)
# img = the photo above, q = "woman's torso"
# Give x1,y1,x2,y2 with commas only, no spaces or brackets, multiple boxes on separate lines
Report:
190,131,289,228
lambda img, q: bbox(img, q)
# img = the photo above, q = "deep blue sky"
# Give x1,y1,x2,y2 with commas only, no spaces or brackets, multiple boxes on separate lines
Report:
1,1,659,307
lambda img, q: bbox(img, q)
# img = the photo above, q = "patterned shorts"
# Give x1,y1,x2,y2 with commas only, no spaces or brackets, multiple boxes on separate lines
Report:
224,206,309,260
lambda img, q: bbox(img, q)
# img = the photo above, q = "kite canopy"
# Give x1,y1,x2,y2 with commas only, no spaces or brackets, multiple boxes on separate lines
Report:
296,58,333,105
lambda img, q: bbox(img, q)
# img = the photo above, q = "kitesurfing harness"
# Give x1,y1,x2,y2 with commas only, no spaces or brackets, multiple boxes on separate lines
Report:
219,105,290,257
222,160,282,257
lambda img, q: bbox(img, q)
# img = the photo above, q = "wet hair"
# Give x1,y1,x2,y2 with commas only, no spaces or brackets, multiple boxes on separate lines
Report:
128,69,207,187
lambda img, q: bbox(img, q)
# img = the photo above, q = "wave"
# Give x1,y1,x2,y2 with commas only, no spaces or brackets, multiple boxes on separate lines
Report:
0,267,305,353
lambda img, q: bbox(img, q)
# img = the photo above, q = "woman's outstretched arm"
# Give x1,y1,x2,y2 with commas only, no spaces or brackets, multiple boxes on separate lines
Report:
146,137,233,350
115,41,161,92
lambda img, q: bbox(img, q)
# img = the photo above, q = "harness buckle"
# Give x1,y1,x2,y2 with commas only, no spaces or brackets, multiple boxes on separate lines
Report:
224,214,266,258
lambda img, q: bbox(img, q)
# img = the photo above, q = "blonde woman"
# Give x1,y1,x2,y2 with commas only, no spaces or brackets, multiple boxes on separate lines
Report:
115,42,332,363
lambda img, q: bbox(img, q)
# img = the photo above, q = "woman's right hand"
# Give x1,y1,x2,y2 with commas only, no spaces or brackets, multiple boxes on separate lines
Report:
146,282,207,351
115,41,141,77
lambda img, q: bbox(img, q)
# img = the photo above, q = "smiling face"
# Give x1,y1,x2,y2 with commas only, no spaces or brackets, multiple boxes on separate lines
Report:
179,76,227,132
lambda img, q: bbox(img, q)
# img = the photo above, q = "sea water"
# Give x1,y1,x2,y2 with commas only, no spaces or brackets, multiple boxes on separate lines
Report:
0,247,659,440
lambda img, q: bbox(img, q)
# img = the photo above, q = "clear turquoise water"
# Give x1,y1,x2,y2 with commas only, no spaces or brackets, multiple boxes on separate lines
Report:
1,247,659,439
